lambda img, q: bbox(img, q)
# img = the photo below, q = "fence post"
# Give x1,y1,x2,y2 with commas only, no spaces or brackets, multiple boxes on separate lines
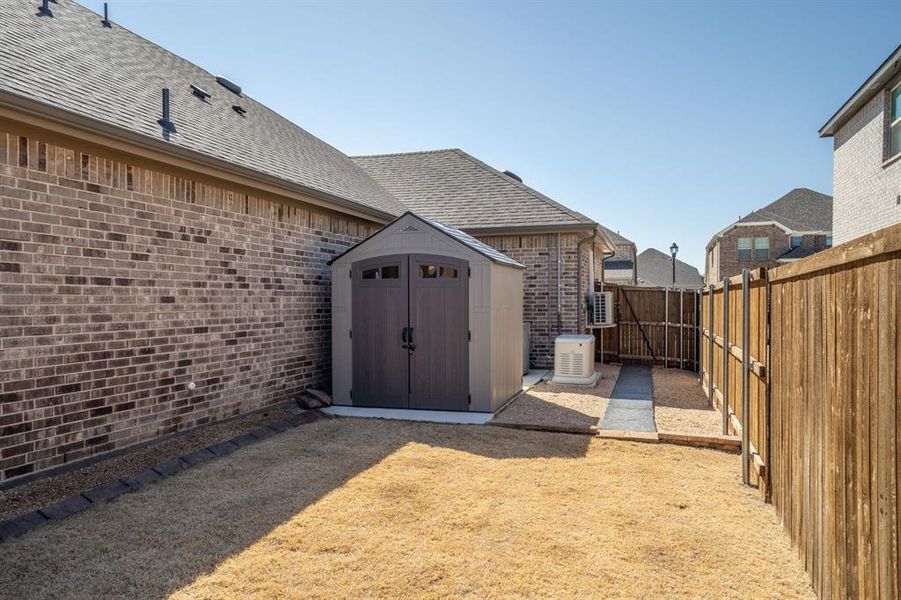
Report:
721,277,730,435
679,289,684,369
664,288,669,368
707,284,714,398
741,269,751,485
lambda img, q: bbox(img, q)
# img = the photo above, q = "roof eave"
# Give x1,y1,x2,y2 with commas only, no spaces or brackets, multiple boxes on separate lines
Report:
0,89,397,223
819,44,901,138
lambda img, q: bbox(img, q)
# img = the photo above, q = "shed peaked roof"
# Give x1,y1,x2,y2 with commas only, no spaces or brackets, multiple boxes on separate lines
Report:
353,149,597,232
0,0,403,219
329,212,524,268
736,188,832,232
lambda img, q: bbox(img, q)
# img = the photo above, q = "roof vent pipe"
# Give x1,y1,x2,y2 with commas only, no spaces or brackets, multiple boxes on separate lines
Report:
38,0,53,17
502,170,522,183
101,2,111,27
158,88,176,133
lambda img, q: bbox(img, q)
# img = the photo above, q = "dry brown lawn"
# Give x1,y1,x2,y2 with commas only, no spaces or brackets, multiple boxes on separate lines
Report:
492,363,620,431
0,417,812,599
653,367,723,435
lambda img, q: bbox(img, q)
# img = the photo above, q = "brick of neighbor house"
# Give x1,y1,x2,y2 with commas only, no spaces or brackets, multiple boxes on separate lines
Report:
704,188,832,284
820,45,901,245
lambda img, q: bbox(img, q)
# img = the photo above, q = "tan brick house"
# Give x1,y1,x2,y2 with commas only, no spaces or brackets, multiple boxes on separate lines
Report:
704,188,832,285
353,150,616,368
819,44,901,245
0,0,410,483
0,1,617,484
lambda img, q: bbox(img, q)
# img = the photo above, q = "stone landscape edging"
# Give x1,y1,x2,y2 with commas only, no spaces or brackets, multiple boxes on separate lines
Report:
0,410,326,543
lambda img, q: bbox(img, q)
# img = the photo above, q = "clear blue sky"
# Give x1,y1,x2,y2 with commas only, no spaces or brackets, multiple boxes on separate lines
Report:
82,1,900,270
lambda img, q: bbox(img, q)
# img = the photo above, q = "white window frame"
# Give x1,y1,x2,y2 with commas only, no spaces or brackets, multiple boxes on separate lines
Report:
737,237,752,261
754,237,769,260
889,80,901,162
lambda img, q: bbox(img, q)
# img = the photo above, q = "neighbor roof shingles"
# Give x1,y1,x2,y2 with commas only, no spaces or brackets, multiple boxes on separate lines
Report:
0,0,403,217
352,149,596,231
636,248,703,289
737,188,832,232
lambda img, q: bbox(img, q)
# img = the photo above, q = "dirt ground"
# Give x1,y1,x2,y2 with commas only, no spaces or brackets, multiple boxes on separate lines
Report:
0,405,297,522
653,368,723,435
0,417,812,599
491,363,620,431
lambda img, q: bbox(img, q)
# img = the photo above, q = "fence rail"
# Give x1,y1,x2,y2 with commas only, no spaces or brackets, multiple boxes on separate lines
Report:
701,223,901,599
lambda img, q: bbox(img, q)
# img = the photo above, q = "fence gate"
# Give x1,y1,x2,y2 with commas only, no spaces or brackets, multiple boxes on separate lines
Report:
595,283,700,370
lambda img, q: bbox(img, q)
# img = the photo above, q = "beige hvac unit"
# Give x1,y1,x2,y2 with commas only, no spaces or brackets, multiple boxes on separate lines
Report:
551,334,600,385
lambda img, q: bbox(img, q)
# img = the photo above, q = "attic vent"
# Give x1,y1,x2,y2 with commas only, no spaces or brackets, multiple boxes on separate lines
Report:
216,76,242,96
401,225,419,232
232,105,247,117
190,85,211,101
502,170,522,183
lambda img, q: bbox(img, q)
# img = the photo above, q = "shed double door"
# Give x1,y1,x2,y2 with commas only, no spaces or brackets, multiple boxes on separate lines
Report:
351,254,469,411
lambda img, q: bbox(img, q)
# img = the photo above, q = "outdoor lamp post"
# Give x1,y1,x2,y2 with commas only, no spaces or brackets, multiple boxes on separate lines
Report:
669,242,679,287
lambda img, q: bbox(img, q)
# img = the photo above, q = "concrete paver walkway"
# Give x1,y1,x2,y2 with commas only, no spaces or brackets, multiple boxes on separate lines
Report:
599,365,656,432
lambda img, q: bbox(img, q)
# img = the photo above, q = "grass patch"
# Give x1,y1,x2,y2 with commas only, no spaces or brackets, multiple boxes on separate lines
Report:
0,418,811,599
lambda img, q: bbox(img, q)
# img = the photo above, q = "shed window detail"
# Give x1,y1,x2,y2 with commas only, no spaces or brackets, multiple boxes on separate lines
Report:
890,83,901,160
361,265,400,280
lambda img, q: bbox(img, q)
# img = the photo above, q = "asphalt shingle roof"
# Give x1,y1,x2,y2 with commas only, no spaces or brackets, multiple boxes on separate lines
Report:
597,224,634,247
329,212,524,268
777,246,817,261
636,248,703,289
0,0,403,217
352,149,596,231
737,188,832,232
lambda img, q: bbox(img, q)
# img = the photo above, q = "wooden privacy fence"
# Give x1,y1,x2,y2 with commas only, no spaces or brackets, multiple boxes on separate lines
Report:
596,284,700,369
701,223,901,599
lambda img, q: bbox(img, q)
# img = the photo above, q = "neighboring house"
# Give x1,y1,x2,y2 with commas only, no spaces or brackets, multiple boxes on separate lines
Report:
637,249,703,289
704,188,833,284
819,44,901,245
353,150,616,368
598,225,637,285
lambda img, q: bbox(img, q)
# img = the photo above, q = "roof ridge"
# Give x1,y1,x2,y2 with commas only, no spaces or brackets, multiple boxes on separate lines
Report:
352,148,461,159
448,149,595,227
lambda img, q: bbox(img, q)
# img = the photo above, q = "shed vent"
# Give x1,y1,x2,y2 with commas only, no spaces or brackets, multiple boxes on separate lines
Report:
216,76,242,96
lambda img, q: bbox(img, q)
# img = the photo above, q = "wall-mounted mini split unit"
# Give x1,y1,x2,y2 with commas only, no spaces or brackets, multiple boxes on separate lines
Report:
590,291,615,327
551,334,599,385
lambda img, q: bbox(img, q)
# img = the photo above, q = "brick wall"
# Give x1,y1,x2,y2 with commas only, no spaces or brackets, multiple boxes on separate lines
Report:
833,87,901,245
710,226,832,281
714,224,790,280
476,232,594,368
0,127,373,483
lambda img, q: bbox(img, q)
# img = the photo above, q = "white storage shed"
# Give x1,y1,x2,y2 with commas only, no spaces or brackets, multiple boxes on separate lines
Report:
330,212,524,412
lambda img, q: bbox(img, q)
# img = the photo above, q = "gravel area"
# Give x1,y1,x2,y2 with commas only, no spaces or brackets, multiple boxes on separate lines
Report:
492,363,620,430
652,368,723,435
0,405,298,522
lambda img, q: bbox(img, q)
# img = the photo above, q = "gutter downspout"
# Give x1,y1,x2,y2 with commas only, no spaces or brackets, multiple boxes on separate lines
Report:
576,230,597,332
598,246,615,367
556,233,563,335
